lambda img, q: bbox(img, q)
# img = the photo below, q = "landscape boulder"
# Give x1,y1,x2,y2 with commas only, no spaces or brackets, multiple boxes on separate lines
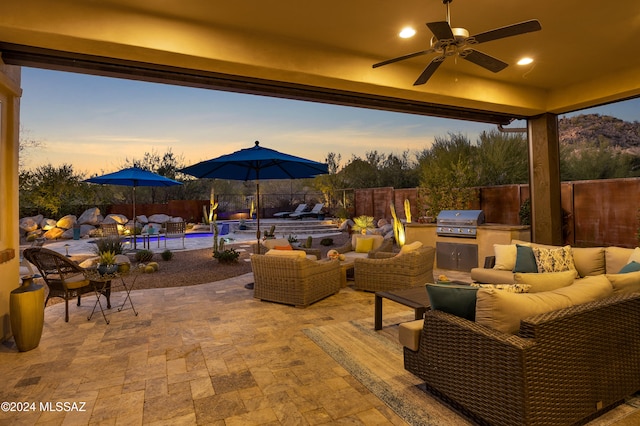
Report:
78,207,101,225
103,214,129,224
148,214,171,224
44,227,65,240
56,215,77,230
19,216,40,233
40,218,57,231
80,224,96,237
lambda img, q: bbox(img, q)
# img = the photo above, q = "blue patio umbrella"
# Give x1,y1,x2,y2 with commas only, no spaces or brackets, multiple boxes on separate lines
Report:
180,141,329,240
84,167,182,249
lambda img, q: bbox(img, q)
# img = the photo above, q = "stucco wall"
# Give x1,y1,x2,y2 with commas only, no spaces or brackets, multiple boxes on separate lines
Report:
0,62,21,341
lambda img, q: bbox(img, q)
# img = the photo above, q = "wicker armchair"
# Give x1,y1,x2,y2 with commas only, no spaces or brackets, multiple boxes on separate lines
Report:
251,254,341,307
403,293,640,426
353,246,435,292
23,247,94,322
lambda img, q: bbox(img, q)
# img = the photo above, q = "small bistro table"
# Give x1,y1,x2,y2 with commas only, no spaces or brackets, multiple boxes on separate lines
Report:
85,265,141,324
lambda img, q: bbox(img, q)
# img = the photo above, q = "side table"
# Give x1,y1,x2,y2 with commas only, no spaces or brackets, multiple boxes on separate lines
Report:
85,266,140,324
374,286,430,330
338,259,355,287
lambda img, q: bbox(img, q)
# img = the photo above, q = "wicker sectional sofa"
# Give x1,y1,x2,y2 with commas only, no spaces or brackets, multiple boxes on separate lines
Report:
402,291,640,425
471,240,637,284
398,241,640,425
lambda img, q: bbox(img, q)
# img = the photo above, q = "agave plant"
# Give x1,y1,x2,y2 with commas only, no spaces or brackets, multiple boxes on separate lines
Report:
352,215,375,234
98,250,117,265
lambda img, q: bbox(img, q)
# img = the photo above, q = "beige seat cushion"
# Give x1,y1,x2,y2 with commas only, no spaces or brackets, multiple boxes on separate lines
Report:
264,249,307,259
470,267,515,284
399,319,424,351
605,247,635,274
572,247,606,277
263,239,291,250
49,272,90,290
476,275,613,334
399,241,423,254
514,270,576,293
606,271,640,294
493,244,517,270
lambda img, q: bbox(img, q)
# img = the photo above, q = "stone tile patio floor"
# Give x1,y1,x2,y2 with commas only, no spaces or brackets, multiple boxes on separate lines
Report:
1,269,428,425
4,241,639,425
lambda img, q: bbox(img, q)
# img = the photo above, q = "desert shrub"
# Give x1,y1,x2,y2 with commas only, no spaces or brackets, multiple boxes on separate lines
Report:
320,238,333,246
135,249,154,263
214,248,239,264
161,249,173,261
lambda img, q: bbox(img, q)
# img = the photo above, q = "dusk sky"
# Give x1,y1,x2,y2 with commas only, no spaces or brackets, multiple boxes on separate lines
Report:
19,67,640,175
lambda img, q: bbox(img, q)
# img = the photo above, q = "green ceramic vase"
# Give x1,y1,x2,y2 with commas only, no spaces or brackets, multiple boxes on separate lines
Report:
10,276,45,352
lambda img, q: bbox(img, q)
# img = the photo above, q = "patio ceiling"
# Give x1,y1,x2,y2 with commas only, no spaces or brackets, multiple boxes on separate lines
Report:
0,0,638,124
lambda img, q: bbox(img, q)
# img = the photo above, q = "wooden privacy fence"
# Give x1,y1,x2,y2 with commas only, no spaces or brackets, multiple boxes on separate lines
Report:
354,177,640,248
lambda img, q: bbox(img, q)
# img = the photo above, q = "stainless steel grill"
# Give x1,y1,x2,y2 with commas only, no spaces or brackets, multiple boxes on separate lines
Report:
436,210,485,238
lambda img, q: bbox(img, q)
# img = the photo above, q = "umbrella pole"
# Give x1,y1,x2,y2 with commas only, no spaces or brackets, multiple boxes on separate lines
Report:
256,181,261,241
133,186,137,250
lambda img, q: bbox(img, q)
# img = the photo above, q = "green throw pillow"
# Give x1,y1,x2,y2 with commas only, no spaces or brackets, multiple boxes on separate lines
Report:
513,244,537,273
619,261,640,274
426,283,478,321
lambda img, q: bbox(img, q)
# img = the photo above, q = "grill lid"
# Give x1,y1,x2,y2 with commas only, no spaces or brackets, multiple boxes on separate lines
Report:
436,210,485,226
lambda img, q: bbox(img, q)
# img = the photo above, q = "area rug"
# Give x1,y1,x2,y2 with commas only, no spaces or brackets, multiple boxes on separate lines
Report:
303,316,640,426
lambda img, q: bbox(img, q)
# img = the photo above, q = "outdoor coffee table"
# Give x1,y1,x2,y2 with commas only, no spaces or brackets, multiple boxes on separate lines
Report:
374,286,430,330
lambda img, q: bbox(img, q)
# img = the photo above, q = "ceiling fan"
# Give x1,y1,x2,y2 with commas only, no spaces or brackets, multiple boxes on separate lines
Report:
373,0,542,85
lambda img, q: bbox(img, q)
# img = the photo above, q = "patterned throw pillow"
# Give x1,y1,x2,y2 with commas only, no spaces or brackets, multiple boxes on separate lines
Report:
470,283,531,293
532,245,579,278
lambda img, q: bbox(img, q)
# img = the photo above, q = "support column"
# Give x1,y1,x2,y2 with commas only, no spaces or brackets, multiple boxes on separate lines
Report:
0,59,22,342
527,113,563,245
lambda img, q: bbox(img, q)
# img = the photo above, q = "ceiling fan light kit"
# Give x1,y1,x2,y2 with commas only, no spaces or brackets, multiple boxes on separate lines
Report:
373,0,541,85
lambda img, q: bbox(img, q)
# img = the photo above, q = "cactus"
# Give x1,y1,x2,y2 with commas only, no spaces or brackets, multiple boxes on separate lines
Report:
390,204,400,243
202,205,209,225
305,236,313,248
390,203,405,247
404,199,412,223
202,188,219,225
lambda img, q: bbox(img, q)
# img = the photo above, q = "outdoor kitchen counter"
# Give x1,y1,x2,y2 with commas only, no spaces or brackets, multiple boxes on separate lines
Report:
405,223,531,270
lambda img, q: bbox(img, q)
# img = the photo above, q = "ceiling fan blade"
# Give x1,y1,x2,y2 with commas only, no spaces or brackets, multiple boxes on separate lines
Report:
372,49,435,68
426,21,454,41
413,57,445,86
469,19,542,44
461,49,508,73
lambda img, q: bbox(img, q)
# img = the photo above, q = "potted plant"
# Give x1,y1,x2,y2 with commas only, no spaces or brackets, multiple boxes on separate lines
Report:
97,250,118,275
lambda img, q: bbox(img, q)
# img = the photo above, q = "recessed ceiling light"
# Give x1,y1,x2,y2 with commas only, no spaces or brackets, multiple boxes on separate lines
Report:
399,27,416,38
517,57,534,65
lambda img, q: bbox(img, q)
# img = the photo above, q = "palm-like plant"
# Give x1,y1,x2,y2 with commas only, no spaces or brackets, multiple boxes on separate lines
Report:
352,215,375,234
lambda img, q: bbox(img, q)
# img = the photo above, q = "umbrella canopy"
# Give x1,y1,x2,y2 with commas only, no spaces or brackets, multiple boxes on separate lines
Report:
84,167,182,249
180,141,329,239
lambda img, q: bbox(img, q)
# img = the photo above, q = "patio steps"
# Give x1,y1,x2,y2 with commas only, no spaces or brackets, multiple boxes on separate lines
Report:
234,218,341,237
